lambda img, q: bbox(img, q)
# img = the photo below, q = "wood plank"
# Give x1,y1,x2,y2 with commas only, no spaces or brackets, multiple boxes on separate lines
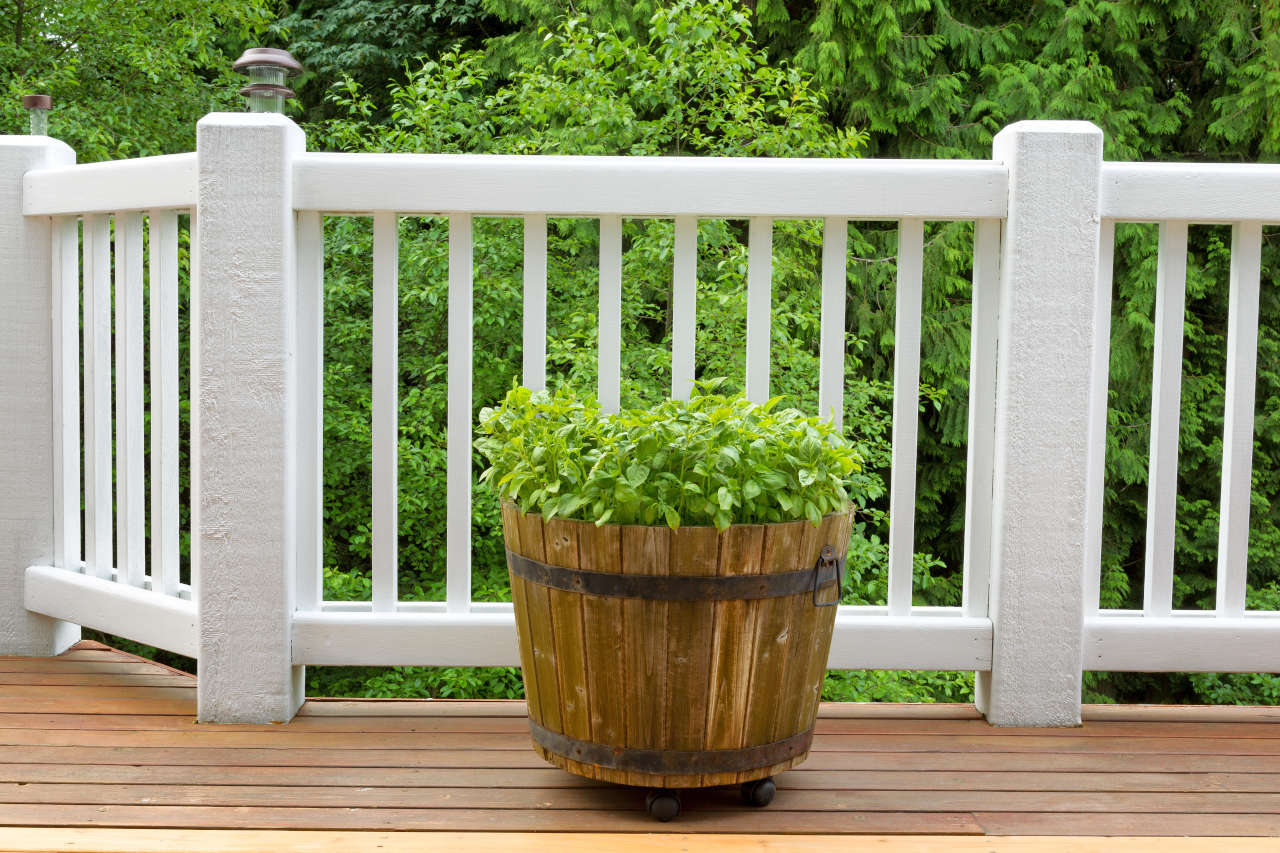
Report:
9,744,1280,773
543,518,590,739
0,764,602,789
2,746,563,769
299,699,528,717
812,717,1280,739
0,804,982,834
778,770,1280,794
618,523,670,788
665,523,718,787
8,763,1280,794
1,831,1277,853
790,511,849,738
6,711,1280,741
0,713,531,732
540,516,595,781
0,685,195,700
514,509,560,735
0,660,193,677
500,503,539,729
705,523,764,756
0,698,196,715
48,648,178,667
10,645,1280,840
817,702,982,719
1082,704,1280,723
974,812,1280,837
6,783,1280,815
742,520,806,749
0,673,196,688
0,783,640,810
577,519,625,754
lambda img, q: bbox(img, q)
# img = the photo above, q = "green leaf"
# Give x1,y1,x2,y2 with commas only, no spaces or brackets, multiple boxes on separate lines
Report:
626,462,650,487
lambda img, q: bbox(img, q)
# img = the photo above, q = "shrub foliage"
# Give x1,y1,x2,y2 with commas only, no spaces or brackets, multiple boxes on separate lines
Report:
477,383,862,530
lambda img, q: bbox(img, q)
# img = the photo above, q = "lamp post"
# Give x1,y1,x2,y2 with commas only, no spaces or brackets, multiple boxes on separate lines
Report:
233,49,302,114
22,95,51,135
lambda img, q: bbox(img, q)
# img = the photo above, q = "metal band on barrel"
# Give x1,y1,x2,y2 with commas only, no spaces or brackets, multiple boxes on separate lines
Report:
505,549,844,602
529,720,814,775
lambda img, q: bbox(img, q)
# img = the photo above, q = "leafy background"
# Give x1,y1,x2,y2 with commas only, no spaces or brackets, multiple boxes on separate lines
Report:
6,0,1279,704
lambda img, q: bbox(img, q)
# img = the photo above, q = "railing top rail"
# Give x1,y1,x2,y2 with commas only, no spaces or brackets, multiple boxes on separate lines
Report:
1100,161,1280,223
292,151,1010,219
23,152,196,216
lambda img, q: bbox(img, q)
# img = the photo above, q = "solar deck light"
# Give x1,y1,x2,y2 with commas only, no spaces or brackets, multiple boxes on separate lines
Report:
22,94,51,135
233,48,302,114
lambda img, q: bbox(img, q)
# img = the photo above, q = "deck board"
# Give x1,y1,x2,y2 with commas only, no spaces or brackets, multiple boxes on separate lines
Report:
1,642,1278,837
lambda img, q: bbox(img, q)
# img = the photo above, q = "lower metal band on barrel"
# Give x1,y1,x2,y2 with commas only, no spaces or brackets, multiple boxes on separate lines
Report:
529,721,814,775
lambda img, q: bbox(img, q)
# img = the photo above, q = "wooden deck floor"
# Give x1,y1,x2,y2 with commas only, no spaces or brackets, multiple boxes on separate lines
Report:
3,642,1280,844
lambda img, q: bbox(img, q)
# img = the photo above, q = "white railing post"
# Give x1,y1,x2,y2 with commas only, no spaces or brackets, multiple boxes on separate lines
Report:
0,135,78,656
977,121,1104,726
195,113,305,723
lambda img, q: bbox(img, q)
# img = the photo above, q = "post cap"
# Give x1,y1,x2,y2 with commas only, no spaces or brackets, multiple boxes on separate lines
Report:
233,48,302,76
21,94,52,110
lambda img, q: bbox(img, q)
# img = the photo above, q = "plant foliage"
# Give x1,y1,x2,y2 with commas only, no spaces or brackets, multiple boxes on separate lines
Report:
477,383,863,530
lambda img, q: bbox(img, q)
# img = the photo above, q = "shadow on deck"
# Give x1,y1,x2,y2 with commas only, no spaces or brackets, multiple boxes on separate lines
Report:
2,641,1280,849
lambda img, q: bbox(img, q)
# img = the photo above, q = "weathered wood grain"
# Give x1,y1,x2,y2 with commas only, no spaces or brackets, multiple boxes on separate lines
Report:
705,524,765,756
578,521,626,756
541,516,596,781
665,524,718,787
514,508,561,737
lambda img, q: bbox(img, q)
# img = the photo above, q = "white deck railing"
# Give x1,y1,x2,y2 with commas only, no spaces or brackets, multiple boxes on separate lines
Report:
3,115,1277,726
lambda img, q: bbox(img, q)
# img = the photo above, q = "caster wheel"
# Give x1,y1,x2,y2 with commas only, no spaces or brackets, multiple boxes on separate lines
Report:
741,777,776,807
645,789,681,822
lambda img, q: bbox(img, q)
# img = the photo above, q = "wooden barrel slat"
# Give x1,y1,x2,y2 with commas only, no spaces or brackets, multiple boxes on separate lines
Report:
704,524,764,755
664,525,718,788
797,511,851,730
514,512,562,736
620,524,672,789
504,503,852,789
578,522,625,759
543,518,595,781
781,513,840,741
741,521,807,758
502,504,541,729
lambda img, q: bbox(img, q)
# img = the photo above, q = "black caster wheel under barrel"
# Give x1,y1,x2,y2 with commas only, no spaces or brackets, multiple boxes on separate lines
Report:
645,788,681,822
740,776,776,807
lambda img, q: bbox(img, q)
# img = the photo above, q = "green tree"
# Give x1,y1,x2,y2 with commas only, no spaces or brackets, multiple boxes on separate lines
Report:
0,0,272,160
271,0,506,122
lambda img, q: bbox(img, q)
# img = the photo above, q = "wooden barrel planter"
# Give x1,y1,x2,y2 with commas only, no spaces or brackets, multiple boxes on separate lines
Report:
500,500,854,818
